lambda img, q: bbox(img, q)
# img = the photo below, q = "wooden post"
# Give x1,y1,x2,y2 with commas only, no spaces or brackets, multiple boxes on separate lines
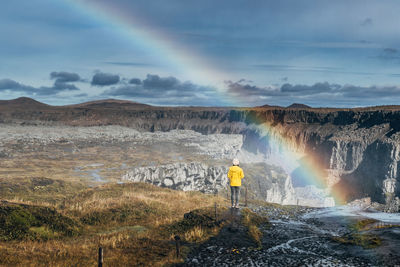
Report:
245,186,248,207
98,247,103,267
174,235,181,258
214,202,217,221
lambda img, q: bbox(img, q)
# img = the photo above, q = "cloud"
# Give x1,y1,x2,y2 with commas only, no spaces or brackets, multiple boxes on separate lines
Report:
74,93,88,97
142,74,181,90
225,79,400,106
281,82,340,94
340,85,400,98
102,74,219,105
0,75,79,95
50,71,80,83
129,78,142,85
0,79,37,92
91,72,120,86
50,81,79,91
225,80,278,96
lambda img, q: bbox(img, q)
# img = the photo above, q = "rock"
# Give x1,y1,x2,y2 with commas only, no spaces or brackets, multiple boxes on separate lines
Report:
163,178,174,186
122,162,228,193
347,197,372,210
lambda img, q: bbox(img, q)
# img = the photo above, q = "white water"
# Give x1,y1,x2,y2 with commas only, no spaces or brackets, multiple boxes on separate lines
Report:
303,206,400,224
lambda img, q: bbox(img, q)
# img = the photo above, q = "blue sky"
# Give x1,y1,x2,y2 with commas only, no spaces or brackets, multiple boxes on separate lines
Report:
1,0,400,107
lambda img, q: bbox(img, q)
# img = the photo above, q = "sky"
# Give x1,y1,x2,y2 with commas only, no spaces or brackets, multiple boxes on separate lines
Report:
1,0,400,107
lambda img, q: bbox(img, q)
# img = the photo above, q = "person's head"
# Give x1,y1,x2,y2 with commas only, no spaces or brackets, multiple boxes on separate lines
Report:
232,158,239,166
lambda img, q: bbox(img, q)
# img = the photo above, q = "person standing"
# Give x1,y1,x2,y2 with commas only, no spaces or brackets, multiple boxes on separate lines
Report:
227,158,244,208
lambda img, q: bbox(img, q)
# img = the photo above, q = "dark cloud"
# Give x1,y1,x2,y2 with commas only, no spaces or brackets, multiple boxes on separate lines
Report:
52,81,79,91
74,93,88,97
91,72,120,86
50,71,80,83
226,79,400,106
225,80,278,96
45,71,80,94
360,18,373,27
142,74,180,90
281,82,340,94
340,85,400,98
102,74,218,104
0,77,79,95
129,78,142,85
0,79,36,92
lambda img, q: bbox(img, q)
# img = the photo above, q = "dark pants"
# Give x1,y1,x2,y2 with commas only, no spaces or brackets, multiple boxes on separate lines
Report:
231,186,240,206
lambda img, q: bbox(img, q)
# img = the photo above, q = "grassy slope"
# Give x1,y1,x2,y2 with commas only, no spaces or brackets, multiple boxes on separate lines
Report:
0,182,234,266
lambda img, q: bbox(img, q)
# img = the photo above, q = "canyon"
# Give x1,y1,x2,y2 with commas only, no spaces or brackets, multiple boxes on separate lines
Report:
1,97,400,209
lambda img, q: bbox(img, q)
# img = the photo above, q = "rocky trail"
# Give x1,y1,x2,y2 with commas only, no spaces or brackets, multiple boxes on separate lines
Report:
178,205,400,267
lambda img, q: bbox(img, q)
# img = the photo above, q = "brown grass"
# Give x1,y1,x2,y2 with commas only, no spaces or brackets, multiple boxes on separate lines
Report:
0,182,228,267
332,233,382,249
241,208,269,247
332,218,388,249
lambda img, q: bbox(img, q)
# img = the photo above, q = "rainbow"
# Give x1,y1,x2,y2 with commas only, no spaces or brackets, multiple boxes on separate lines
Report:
65,0,347,205
245,112,348,205
65,0,237,105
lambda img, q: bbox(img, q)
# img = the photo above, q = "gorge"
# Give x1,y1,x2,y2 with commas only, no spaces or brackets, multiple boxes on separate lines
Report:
1,97,400,209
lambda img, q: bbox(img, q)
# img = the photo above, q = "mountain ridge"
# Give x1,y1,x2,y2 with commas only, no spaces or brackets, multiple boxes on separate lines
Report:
3,97,400,111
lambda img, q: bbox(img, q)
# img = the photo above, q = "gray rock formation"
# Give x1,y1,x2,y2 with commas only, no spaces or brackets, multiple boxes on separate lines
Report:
0,126,242,160
264,171,297,205
122,162,228,193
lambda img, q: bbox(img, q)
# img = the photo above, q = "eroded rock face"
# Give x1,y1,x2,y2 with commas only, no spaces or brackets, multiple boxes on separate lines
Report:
244,122,400,204
264,173,297,205
122,163,228,193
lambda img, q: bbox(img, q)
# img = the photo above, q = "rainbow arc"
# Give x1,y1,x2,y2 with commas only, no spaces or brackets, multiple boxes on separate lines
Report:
67,0,347,205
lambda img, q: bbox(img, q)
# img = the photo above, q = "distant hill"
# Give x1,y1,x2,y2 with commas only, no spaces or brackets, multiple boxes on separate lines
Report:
286,103,311,109
65,99,151,109
257,104,283,109
0,97,49,108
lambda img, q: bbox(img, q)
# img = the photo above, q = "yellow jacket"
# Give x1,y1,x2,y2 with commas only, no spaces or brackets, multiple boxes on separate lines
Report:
227,165,244,186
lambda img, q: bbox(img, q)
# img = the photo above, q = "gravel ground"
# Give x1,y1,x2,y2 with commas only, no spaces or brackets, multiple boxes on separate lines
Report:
178,205,400,267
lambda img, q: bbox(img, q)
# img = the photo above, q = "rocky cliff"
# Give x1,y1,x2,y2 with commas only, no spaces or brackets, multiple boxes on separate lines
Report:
122,162,228,193
2,97,400,205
